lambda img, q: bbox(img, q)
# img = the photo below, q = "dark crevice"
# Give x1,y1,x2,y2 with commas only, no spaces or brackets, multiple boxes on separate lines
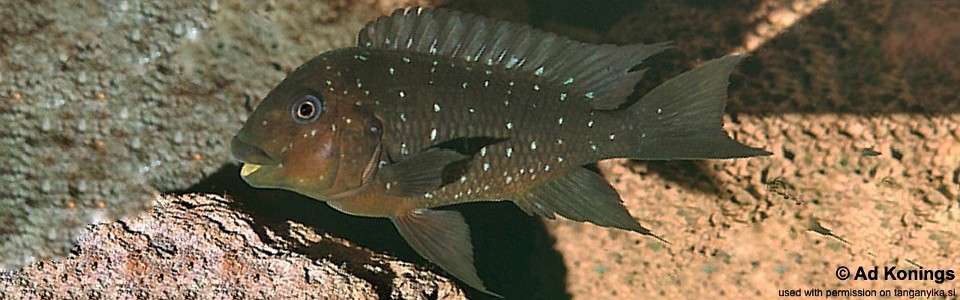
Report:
179,164,570,299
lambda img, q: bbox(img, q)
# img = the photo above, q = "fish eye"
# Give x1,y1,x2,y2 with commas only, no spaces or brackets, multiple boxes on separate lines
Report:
291,94,322,124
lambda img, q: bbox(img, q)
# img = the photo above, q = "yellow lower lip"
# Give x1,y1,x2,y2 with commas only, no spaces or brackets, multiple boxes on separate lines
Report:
240,163,263,177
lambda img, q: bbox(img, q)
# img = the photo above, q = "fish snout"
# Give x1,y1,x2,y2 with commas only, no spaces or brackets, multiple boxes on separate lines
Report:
231,135,280,166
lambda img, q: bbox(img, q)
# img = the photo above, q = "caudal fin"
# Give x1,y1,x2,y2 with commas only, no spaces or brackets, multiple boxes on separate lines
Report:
625,55,770,160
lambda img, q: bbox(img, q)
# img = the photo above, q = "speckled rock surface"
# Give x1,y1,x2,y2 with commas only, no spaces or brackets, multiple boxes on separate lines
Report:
0,194,465,299
537,0,960,299
0,0,439,269
4,0,960,299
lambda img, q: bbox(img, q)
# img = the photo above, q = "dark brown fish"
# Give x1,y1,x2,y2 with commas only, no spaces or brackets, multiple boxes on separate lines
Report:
231,7,770,295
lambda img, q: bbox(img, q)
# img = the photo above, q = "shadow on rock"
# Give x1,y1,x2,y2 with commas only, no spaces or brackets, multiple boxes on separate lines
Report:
182,164,571,300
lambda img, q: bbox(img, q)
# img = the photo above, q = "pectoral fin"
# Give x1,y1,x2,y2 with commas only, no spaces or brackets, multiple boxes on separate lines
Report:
391,209,500,297
379,148,470,197
515,168,668,244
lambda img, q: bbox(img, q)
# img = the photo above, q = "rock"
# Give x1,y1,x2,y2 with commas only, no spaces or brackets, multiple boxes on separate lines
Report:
0,194,465,300
0,0,444,270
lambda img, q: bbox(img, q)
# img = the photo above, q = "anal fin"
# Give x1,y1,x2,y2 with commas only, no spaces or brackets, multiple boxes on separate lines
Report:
391,209,501,297
515,168,667,243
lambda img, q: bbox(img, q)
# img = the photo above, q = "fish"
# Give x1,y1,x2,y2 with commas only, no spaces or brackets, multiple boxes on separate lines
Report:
230,7,770,296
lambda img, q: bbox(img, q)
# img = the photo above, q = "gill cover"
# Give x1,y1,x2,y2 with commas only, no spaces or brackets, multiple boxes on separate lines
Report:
231,53,384,200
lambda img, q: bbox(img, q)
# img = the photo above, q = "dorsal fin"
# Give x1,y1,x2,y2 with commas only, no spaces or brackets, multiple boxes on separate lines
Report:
358,7,672,109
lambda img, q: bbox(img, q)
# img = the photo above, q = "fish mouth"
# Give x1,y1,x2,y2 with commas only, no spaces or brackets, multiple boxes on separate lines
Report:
231,135,281,167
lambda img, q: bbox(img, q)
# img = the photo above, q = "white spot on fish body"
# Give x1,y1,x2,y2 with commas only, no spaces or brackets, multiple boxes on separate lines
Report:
434,103,441,112
402,57,411,63
558,117,564,125
557,138,564,145
483,163,490,171
503,100,510,106
399,113,407,122
355,55,368,61
609,134,616,140
560,93,567,102
530,141,537,150
468,108,476,114
506,122,513,130
588,120,595,128
345,118,352,124
310,130,317,137
585,92,595,99
430,128,438,141
533,84,540,91
506,57,520,68
462,82,469,89
506,147,513,158
557,156,564,163
544,164,551,172
331,124,337,132
506,176,513,184
485,69,493,75
534,66,544,76
480,147,488,157
325,80,332,86
399,91,406,98
389,67,395,75
657,108,663,114
460,175,467,183
430,67,437,73
484,80,490,87
562,77,574,85
401,143,409,155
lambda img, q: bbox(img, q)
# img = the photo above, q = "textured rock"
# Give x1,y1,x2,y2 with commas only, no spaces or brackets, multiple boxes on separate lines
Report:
4,0,959,298
545,0,960,298
0,194,465,299
0,0,442,269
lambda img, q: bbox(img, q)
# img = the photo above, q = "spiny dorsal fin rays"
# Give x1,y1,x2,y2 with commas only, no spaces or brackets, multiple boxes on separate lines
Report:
358,7,673,110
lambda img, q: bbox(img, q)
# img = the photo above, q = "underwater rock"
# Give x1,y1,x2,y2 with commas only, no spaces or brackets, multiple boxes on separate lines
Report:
0,194,465,299
0,0,439,269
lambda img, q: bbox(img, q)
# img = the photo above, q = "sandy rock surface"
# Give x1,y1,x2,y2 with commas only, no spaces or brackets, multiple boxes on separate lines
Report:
3,0,959,299
0,194,465,299
0,0,439,269
536,0,960,299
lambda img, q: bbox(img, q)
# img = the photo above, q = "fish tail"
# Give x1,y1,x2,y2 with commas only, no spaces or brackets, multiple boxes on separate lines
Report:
618,55,770,160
